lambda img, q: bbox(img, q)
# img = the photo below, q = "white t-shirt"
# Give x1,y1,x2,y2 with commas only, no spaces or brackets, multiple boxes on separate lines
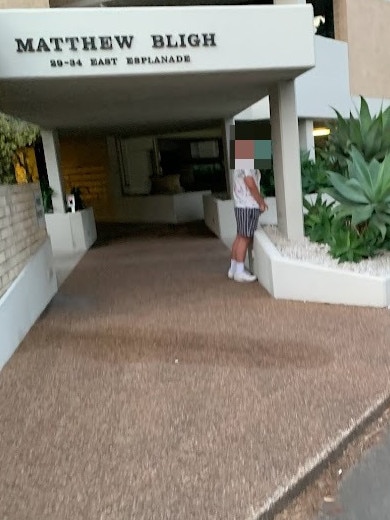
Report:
232,169,261,208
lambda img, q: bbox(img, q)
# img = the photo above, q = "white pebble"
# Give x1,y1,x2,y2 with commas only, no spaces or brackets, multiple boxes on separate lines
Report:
263,225,390,277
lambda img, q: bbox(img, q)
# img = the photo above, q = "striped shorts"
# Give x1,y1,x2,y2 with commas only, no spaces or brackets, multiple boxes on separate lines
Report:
234,207,261,238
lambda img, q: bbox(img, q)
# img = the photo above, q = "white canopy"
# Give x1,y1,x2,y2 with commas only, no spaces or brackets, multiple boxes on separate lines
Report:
0,4,314,132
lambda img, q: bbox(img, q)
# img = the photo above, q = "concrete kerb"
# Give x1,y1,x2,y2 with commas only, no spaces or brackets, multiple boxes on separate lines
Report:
250,393,390,520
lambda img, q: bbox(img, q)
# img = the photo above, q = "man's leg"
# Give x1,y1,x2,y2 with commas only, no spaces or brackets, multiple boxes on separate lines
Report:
228,207,241,278
228,236,239,278
231,236,239,260
233,235,254,279
233,208,258,282
235,235,251,263
229,235,248,278
229,209,257,281
231,208,248,263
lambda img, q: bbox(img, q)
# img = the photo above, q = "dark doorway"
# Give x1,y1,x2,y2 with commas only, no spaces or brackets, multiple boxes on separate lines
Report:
157,138,226,193
308,0,335,39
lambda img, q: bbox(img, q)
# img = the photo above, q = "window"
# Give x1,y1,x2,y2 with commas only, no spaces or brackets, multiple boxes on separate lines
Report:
157,138,226,193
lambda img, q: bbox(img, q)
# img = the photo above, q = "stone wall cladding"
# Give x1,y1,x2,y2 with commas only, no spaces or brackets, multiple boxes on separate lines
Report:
333,0,348,43
346,0,390,99
0,184,47,298
0,0,49,8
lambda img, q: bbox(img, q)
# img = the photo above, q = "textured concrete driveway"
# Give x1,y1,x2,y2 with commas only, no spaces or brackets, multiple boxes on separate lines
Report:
1,224,390,520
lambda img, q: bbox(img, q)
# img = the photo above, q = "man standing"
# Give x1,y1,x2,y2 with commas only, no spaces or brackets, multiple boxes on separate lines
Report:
228,140,268,282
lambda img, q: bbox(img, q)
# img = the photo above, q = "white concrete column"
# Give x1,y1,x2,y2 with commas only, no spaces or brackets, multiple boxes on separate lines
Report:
41,129,66,214
299,119,315,160
221,118,235,198
269,80,304,241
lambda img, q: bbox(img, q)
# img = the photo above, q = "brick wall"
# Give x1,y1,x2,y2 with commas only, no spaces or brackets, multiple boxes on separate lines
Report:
0,184,47,298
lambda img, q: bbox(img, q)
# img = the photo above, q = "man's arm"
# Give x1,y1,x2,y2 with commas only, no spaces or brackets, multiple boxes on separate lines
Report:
244,176,268,212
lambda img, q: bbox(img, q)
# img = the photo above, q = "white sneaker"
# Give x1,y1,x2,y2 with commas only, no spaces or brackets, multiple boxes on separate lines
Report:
233,270,257,283
227,268,235,280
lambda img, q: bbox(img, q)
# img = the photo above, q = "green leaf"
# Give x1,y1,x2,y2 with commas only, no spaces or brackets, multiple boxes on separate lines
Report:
370,214,387,240
0,112,39,184
328,171,368,204
324,186,355,206
359,96,375,140
350,204,374,226
365,118,382,160
374,153,390,200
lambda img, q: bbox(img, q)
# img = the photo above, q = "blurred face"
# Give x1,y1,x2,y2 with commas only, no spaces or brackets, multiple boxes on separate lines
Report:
234,140,254,169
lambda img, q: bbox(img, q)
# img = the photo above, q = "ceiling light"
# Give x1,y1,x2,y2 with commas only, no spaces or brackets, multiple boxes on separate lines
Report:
313,127,330,137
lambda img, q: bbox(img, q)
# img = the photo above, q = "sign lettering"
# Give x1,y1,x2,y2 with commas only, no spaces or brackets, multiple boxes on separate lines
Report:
15,33,216,53
14,32,217,70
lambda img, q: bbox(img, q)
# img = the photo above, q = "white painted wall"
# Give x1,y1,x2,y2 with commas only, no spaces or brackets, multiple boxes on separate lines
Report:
235,36,351,122
296,36,351,119
235,36,390,124
0,237,58,370
203,195,236,248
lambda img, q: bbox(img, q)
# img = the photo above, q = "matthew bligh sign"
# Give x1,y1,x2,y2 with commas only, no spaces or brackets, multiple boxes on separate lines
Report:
0,5,315,80
15,33,217,68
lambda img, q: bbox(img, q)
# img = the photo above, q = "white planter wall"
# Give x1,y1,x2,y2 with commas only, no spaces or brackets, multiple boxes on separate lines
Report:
0,237,58,370
253,229,390,308
45,207,97,254
111,191,211,224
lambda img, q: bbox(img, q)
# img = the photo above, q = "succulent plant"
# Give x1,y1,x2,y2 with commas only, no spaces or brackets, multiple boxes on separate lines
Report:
326,97,390,173
324,147,390,240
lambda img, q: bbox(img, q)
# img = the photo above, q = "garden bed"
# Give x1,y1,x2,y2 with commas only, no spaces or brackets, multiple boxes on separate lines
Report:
252,228,390,308
264,225,390,277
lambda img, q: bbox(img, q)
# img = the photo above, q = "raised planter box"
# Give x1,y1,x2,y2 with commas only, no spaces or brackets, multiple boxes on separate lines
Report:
0,238,57,370
204,193,390,307
45,207,97,254
253,228,390,308
112,190,211,224
0,183,58,369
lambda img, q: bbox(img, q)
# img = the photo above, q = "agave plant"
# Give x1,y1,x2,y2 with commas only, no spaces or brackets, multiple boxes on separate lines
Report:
303,194,334,244
300,150,330,195
328,218,380,263
324,147,390,240
326,97,390,173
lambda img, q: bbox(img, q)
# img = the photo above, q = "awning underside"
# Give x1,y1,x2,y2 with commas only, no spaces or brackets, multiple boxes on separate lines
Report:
0,68,307,132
